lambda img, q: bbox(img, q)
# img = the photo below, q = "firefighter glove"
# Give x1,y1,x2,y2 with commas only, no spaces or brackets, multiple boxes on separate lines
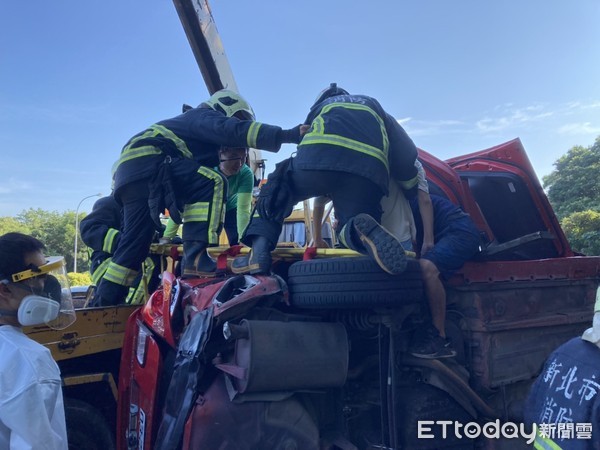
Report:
280,125,303,144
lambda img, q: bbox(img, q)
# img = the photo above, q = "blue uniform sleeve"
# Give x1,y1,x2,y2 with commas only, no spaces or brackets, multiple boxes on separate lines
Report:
385,113,418,191
79,197,122,254
183,109,286,152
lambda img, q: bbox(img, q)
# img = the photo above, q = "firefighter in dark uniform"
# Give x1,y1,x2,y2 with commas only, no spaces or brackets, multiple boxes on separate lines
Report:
94,90,303,306
80,195,159,304
232,83,419,275
524,292,600,449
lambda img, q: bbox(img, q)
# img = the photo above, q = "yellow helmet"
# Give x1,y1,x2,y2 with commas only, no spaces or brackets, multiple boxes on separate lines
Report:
205,89,256,121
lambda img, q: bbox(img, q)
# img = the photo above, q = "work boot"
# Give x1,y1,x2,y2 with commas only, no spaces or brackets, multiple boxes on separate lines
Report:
182,241,216,278
352,213,407,275
231,236,273,274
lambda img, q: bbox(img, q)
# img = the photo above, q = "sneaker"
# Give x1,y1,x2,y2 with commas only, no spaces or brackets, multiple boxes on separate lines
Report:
410,326,457,359
352,214,407,275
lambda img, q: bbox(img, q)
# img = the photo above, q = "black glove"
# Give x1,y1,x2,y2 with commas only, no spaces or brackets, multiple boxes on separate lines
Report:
280,125,302,144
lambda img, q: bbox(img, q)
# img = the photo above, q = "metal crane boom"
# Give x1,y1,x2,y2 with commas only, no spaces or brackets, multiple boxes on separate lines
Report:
172,0,238,95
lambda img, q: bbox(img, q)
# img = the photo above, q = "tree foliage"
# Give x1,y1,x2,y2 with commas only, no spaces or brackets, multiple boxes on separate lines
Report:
543,136,600,255
0,208,90,272
68,271,93,287
543,137,600,219
560,210,600,256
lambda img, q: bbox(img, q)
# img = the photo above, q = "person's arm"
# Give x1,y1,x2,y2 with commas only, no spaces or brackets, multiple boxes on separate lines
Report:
79,197,121,254
163,217,180,240
185,108,307,152
0,381,67,449
418,189,434,256
414,159,434,256
235,166,255,237
236,193,252,237
312,196,330,248
385,113,418,195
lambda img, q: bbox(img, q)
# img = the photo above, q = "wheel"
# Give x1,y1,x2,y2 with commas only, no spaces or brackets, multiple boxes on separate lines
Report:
64,398,115,450
287,257,423,308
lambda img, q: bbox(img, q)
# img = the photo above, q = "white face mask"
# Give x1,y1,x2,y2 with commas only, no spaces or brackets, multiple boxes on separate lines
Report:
1,256,76,330
17,295,60,326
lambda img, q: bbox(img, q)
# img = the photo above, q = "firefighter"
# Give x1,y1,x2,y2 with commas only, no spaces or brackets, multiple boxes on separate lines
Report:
94,90,304,306
524,288,600,449
161,146,254,246
80,195,159,305
232,83,419,275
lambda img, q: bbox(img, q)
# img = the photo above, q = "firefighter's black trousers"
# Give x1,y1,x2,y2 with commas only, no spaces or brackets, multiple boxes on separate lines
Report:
242,169,383,249
96,160,226,305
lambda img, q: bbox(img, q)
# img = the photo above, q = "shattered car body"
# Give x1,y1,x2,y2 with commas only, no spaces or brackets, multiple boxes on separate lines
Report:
117,139,600,449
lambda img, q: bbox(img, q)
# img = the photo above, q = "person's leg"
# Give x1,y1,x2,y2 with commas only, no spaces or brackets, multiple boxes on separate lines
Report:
95,180,156,306
173,163,227,277
419,258,446,337
233,168,337,274
223,208,239,245
330,174,407,275
410,229,479,358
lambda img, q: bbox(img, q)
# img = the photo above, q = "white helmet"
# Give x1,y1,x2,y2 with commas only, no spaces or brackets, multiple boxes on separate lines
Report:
205,90,256,121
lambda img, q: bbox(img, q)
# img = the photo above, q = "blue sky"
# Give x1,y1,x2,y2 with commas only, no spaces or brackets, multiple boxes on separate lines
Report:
1,1,599,216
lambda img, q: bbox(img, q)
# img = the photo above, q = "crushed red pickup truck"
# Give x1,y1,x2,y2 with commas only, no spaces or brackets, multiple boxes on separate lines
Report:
117,139,600,450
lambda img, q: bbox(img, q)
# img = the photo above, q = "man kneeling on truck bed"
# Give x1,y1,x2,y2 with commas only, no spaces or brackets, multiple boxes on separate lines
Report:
232,83,420,275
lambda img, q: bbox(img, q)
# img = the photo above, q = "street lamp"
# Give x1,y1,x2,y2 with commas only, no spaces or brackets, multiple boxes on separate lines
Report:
73,193,102,273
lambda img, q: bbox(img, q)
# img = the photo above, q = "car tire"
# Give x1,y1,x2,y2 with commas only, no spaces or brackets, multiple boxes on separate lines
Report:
64,398,115,450
287,257,423,308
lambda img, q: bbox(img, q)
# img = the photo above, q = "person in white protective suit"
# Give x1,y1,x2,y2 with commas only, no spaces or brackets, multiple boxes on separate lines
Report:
0,232,76,449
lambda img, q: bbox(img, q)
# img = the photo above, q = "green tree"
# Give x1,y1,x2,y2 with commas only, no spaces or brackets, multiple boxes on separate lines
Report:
542,137,600,219
0,217,30,235
9,208,91,272
543,136,600,255
16,209,75,266
68,271,93,287
561,210,600,256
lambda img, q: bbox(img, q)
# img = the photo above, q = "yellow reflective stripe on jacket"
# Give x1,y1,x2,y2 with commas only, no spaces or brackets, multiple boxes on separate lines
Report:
247,122,261,148
303,103,389,171
398,174,419,191
200,167,225,244
151,124,193,159
183,202,210,222
116,124,193,168
104,261,139,287
103,228,119,253
534,430,562,450
91,258,111,285
125,257,155,305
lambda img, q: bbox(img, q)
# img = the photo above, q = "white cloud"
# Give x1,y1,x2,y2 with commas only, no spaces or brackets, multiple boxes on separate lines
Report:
398,118,467,137
0,178,32,195
476,103,554,132
558,122,600,135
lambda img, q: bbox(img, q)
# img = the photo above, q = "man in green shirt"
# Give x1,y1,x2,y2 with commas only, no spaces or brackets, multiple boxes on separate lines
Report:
163,147,254,245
